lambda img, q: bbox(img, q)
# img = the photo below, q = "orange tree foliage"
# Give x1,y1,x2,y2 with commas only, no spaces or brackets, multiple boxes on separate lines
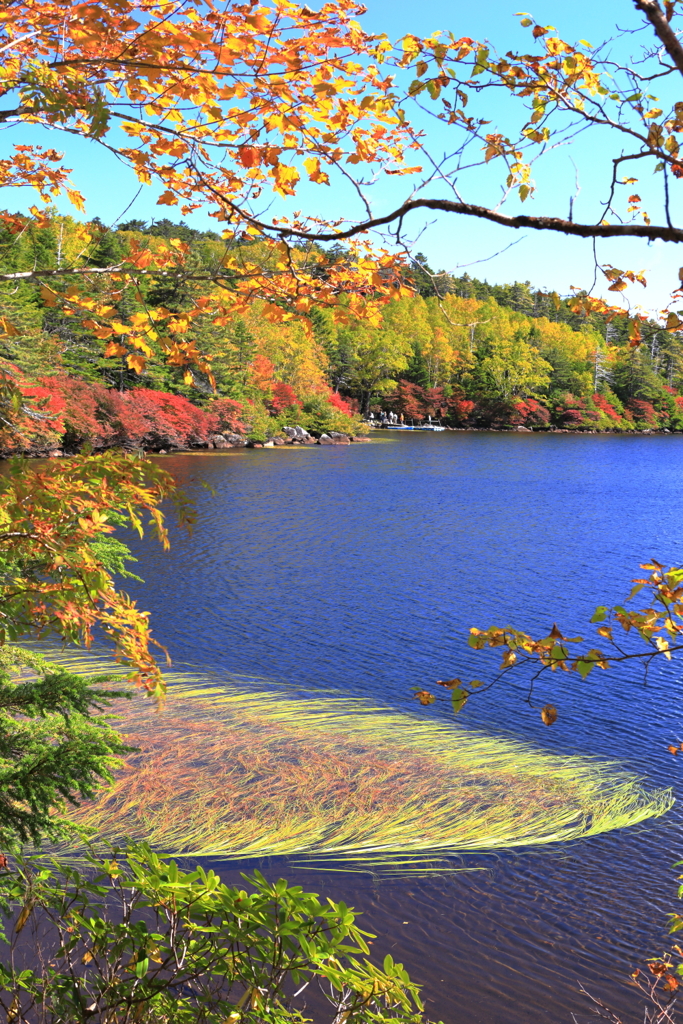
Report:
0,452,194,693
0,0,417,379
5,2,683,359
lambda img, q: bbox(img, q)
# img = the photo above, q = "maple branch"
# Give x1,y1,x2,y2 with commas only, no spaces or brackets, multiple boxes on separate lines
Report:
633,0,683,76
0,107,29,122
264,199,683,244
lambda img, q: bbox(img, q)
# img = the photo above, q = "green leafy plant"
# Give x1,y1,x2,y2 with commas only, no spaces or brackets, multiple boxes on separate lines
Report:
0,843,427,1024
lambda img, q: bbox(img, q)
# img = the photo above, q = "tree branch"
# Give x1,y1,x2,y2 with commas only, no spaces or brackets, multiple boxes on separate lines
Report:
264,199,683,244
633,0,683,76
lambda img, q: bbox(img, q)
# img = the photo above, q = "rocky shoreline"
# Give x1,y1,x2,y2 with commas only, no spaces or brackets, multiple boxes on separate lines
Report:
179,425,371,454
26,422,681,459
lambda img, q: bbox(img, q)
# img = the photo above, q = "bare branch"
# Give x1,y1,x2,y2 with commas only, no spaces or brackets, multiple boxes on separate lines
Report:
634,0,683,76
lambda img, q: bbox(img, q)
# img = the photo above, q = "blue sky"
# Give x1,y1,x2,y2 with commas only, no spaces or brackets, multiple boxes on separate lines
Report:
3,0,679,313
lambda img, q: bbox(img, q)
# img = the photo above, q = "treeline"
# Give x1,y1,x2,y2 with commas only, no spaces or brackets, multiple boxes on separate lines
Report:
2,213,683,454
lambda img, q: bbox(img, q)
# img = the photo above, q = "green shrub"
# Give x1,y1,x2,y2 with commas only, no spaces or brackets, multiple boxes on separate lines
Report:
0,844,428,1024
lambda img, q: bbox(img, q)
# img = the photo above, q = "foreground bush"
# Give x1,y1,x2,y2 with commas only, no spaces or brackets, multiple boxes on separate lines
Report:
0,844,427,1024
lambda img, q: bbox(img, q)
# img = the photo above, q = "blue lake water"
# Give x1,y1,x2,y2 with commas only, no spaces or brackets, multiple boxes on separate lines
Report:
120,432,683,1023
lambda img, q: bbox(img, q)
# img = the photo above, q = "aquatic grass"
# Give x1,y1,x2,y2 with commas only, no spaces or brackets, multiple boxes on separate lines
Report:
44,652,674,874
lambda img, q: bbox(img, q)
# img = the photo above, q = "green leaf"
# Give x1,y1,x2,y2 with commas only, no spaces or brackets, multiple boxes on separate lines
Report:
451,688,468,714
135,957,149,978
590,606,608,623
574,657,594,680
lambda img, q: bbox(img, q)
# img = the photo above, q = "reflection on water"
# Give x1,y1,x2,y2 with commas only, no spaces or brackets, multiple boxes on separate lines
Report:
118,432,683,1023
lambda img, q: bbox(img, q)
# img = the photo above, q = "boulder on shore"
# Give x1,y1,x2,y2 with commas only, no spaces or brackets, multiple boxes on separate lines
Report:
283,424,311,440
319,433,350,445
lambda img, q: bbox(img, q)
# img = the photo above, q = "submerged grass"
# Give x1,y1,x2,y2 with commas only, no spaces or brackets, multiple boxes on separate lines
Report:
45,651,674,874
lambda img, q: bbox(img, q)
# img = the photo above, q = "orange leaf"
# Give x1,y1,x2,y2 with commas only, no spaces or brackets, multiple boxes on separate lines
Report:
126,352,146,374
540,704,558,726
104,342,127,357
238,146,260,168
414,690,435,705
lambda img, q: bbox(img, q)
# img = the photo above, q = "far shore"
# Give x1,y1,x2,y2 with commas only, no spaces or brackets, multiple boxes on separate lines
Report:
5,423,681,462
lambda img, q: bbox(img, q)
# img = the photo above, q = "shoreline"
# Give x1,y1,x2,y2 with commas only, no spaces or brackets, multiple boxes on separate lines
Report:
4,423,680,460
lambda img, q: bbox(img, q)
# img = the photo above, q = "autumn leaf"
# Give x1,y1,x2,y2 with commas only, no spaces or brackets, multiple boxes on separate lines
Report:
414,690,435,705
104,342,127,357
540,704,557,726
15,900,32,934
126,353,146,374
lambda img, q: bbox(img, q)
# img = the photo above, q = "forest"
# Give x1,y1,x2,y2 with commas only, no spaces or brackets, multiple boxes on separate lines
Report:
3,212,683,456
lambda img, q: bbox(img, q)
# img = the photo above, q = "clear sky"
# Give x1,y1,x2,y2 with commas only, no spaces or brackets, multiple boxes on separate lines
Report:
4,0,679,314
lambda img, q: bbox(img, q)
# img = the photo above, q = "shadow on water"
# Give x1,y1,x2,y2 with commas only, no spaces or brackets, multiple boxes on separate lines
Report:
105,432,683,1023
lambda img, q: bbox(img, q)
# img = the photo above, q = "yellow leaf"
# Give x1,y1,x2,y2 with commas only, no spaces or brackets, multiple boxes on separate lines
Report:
273,164,300,195
15,901,32,934
0,316,19,337
303,156,330,184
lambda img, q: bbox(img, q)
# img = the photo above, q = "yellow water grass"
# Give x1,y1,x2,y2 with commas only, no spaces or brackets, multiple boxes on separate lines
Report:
50,656,674,873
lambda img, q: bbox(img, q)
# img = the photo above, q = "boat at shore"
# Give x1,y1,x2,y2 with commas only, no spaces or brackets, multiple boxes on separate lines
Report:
370,421,446,432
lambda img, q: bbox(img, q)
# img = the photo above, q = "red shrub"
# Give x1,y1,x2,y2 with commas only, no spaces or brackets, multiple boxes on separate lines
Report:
389,380,424,420
449,399,476,425
121,390,213,447
626,398,660,426
3,372,248,454
209,397,245,434
552,393,599,429
326,389,353,415
513,398,550,427
592,393,621,421
422,387,448,417
268,382,301,414
561,409,585,427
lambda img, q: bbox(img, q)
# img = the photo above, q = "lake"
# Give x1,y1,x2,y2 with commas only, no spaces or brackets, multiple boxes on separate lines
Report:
120,431,683,1024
